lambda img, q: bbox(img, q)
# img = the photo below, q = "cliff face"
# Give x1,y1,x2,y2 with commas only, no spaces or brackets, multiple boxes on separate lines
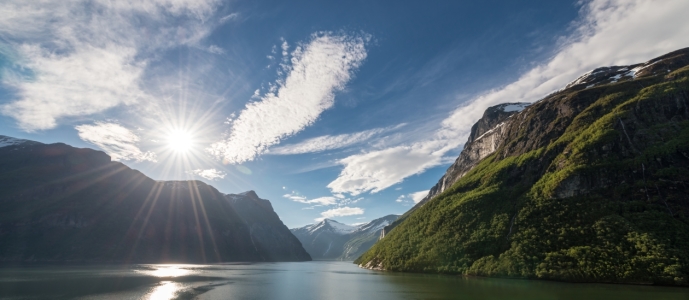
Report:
356,48,689,286
381,103,529,237
424,103,530,205
227,191,312,261
0,139,310,263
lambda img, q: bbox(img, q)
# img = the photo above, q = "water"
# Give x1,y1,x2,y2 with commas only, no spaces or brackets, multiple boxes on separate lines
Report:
0,261,687,299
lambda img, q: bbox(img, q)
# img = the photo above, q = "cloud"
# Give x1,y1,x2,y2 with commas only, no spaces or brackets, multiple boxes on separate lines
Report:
409,190,429,204
283,193,338,206
208,45,225,54
189,168,226,180
207,32,368,164
319,206,364,220
219,12,239,23
75,122,156,162
269,124,404,155
2,45,145,131
327,0,689,196
0,0,221,131
327,145,446,195
396,190,428,204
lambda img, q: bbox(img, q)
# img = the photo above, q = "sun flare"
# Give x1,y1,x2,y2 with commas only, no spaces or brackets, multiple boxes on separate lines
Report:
167,130,193,153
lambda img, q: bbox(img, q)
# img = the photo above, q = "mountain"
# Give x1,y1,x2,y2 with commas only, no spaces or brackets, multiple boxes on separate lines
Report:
0,137,311,263
356,47,689,286
291,215,399,260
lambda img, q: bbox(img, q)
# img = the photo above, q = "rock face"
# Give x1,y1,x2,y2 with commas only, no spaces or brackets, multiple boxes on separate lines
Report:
0,139,311,263
291,215,398,261
356,47,689,286
381,103,529,237
424,103,530,204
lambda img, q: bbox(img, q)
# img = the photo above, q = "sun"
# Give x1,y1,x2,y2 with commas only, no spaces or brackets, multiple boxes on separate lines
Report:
167,130,193,153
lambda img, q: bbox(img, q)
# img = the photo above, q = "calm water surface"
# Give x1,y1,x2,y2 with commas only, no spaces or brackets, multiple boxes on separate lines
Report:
0,261,687,299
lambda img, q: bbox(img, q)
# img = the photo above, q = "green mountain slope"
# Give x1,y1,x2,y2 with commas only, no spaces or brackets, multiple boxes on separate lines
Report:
355,48,689,286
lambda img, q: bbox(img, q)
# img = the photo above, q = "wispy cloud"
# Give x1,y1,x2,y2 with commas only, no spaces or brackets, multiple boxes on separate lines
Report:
208,32,369,164
0,0,221,131
327,0,689,196
208,45,225,54
219,12,239,23
318,206,364,220
75,122,156,162
396,190,427,204
409,190,428,204
283,192,338,206
189,168,226,180
269,124,404,155
327,144,448,195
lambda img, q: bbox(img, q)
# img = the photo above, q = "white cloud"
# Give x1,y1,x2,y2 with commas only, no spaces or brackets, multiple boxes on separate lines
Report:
219,12,239,23
395,190,428,204
319,206,364,220
410,190,429,204
269,124,403,155
2,45,145,131
327,0,689,196
327,144,446,195
283,193,338,206
208,32,368,164
190,168,226,180
208,45,225,54
0,0,220,131
75,122,156,162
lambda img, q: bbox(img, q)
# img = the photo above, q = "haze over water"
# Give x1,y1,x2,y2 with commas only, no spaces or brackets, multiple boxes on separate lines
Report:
0,262,687,300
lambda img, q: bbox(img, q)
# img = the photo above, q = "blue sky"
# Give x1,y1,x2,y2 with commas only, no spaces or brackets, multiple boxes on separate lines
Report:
1,0,689,228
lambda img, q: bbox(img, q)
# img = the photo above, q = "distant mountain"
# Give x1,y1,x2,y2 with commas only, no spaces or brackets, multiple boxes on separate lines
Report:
0,137,311,263
357,48,689,286
291,215,399,261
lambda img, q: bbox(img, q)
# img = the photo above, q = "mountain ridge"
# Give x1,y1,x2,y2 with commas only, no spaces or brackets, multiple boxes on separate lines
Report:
0,137,311,263
291,214,399,261
356,47,689,286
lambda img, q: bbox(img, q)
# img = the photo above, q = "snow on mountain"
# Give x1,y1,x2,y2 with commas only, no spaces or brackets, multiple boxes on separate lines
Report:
0,136,35,148
299,219,356,235
501,103,530,112
325,219,357,234
290,214,400,260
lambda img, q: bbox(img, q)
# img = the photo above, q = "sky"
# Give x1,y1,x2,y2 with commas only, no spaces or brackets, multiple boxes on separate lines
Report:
1,0,689,228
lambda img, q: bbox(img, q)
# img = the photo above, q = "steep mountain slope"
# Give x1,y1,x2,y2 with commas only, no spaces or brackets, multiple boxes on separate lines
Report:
291,215,398,260
381,103,530,237
340,215,399,261
0,138,311,263
356,48,689,286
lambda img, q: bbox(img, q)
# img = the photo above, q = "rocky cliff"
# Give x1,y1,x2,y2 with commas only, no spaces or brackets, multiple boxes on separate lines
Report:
356,47,689,286
0,138,311,263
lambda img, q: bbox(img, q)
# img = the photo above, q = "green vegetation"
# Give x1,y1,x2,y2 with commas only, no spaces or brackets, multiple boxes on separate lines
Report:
355,69,689,286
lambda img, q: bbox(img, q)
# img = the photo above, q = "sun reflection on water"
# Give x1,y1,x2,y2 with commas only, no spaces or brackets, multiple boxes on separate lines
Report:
145,281,180,300
137,265,192,278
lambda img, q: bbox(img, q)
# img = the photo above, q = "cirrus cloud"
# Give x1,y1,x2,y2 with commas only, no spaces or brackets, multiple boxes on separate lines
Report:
269,123,404,155
75,122,156,162
208,32,369,164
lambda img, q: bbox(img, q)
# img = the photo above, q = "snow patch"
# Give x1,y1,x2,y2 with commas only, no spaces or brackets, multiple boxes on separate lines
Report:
0,136,31,148
502,103,530,112
474,122,506,142
326,219,356,234
609,74,622,83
